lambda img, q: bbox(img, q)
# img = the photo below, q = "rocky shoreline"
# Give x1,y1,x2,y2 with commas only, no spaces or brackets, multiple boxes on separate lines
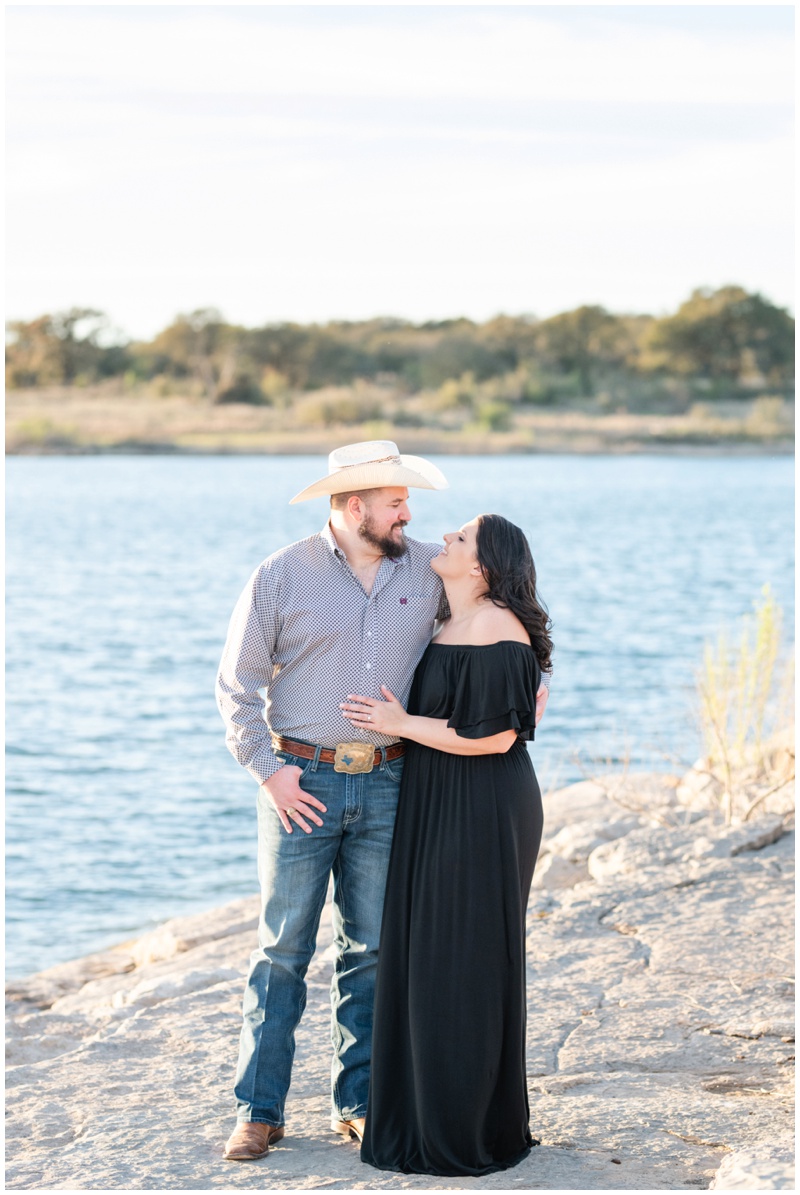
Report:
6,772,795,1191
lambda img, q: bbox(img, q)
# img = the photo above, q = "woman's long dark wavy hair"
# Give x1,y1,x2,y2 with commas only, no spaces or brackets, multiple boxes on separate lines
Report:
475,514,553,673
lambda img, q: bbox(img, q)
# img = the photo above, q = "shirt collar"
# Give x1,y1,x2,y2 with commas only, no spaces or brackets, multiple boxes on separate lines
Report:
320,521,345,559
321,520,404,567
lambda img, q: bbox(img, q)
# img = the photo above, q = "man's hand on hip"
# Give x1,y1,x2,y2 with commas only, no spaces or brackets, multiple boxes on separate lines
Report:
261,766,327,835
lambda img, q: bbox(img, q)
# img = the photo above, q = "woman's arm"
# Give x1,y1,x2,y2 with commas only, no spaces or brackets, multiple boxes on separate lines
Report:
399,714,517,755
340,687,517,756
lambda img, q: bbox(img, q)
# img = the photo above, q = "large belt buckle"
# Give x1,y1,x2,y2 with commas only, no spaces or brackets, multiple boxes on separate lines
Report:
334,741,375,774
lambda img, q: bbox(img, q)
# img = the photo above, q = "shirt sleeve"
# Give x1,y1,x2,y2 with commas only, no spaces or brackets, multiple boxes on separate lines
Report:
215,562,284,786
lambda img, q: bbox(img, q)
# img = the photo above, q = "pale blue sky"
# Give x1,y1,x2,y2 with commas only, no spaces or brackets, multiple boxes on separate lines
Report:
6,4,794,339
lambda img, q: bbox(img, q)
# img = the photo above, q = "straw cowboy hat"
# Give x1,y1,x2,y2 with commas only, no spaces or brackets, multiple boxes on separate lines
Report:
290,440,449,504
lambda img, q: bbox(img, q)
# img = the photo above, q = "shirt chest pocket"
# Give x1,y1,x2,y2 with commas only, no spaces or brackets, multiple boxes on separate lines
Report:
377,591,440,630
391,591,434,609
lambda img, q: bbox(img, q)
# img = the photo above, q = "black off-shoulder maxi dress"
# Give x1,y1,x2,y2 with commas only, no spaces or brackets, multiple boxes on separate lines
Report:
361,640,544,1177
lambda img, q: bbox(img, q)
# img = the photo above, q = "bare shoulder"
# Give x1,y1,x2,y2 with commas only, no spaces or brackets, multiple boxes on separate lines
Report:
468,604,530,646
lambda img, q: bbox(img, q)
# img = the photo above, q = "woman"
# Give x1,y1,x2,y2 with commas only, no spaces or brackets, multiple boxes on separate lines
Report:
339,513,552,1177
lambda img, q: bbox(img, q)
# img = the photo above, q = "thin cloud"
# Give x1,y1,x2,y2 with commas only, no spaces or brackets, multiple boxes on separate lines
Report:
5,5,793,336
7,7,792,104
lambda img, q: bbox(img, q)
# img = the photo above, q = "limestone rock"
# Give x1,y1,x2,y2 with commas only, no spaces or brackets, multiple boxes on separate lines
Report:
586,824,695,879
544,775,682,839
598,771,682,811
127,897,260,967
5,948,137,1012
5,775,794,1192
721,815,786,857
531,853,590,890
6,897,261,1018
710,1142,795,1189
111,967,242,1009
677,759,724,810
722,1018,795,1042
542,779,624,837
763,727,795,784
547,815,642,862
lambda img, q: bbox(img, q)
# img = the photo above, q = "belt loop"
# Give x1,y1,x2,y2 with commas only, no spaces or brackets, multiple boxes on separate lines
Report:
378,745,387,770
311,743,322,773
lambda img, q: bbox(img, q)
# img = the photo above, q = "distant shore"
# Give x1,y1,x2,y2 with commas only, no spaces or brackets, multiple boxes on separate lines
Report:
8,440,795,458
6,385,794,456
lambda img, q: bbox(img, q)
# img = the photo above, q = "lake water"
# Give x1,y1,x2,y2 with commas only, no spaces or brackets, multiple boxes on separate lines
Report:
5,454,794,978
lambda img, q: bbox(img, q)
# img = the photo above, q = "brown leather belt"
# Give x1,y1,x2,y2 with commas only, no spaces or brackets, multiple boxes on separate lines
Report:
272,735,405,766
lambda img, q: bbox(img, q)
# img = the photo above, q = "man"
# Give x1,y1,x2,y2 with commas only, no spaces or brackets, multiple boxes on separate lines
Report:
216,440,548,1161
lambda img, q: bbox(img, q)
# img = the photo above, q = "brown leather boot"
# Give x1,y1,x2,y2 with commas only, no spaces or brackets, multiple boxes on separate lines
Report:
223,1121,285,1161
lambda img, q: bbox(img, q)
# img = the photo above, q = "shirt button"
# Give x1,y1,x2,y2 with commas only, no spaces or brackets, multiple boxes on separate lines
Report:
367,631,373,637
365,663,372,669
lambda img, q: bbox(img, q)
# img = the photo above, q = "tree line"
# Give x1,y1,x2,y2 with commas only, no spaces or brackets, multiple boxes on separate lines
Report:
5,286,794,404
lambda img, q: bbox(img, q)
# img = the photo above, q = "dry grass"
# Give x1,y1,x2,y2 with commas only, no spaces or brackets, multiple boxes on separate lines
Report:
5,383,795,455
697,589,795,823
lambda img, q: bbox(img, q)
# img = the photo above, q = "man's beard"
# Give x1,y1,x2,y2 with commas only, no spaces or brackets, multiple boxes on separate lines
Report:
358,513,409,559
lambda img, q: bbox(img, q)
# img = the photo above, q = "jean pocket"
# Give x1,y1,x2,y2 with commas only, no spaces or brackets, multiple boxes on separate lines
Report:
383,757,405,783
274,751,314,779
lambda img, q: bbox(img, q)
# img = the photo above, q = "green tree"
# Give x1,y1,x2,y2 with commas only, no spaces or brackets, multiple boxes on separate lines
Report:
5,308,127,387
244,324,373,390
534,306,626,397
475,314,539,371
147,309,245,400
647,287,794,383
417,335,504,389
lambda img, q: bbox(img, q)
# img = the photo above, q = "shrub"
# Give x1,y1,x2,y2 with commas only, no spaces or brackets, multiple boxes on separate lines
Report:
12,417,78,448
475,401,513,432
393,408,425,428
483,365,545,405
431,372,475,412
697,587,793,822
260,368,291,403
215,374,267,405
293,390,383,428
747,395,786,433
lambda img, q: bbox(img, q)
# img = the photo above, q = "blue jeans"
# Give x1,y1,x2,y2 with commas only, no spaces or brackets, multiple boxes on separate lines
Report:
233,744,403,1126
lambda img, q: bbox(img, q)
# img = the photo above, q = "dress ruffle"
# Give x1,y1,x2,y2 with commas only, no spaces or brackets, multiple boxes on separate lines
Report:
432,641,541,741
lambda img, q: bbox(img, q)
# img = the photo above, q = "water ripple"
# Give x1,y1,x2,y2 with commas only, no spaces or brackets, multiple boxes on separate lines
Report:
5,454,794,977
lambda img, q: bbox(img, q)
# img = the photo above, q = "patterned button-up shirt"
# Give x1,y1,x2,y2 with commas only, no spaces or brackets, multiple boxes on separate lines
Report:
216,523,444,785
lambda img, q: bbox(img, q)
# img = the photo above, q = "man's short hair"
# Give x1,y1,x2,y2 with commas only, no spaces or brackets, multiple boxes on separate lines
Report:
330,489,379,511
